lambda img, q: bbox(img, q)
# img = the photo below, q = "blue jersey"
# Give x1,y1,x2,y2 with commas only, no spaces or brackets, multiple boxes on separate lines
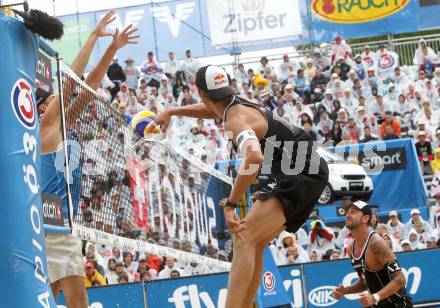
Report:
40,145,81,222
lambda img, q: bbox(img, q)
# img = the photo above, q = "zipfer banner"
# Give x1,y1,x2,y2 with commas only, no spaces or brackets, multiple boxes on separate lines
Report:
0,13,57,308
58,248,440,307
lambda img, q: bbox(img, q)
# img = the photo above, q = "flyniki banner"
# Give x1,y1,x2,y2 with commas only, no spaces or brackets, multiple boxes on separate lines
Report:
58,248,440,307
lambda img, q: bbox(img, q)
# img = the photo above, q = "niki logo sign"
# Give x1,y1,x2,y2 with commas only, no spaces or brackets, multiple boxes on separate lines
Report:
311,0,409,23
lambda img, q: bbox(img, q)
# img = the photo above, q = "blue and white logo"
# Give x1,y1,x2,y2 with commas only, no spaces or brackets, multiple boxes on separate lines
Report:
308,286,338,307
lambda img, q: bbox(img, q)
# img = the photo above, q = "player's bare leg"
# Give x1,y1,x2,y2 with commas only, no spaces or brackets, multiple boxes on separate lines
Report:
242,226,285,308
58,276,88,308
225,198,286,308
50,281,61,301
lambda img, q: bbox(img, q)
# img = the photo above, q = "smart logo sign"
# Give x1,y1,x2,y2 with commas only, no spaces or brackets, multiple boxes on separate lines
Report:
206,0,303,48
311,0,409,23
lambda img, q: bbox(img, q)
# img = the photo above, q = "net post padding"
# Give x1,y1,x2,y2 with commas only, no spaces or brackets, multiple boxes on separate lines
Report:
60,61,232,271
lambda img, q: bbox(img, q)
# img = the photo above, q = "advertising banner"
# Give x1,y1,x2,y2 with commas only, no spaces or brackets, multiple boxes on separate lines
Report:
255,248,291,307
57,282,145,308
146,272,229,308
0,13,57,308
330,138,428,211
205,0,303,49
309,0,419,42
301,248,440,307
66,248,440,307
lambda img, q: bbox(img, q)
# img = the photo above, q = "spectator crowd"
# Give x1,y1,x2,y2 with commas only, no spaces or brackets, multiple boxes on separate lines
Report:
36,36,440,287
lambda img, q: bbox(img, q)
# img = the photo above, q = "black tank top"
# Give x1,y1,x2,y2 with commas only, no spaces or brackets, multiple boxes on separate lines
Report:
223,96,328,178
351,231,411,305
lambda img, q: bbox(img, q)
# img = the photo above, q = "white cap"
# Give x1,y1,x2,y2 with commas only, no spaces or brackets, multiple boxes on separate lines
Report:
389,210,398,217
410,209,421,215
196,65,234,100
401,240,410,246
285,84,293,90
344,87,351,92
357,106,365,112
260,90,269,98
324,89,332,95
331,73,338,78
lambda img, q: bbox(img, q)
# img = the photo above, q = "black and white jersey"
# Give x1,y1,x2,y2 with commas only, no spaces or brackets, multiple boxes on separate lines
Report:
351,231,412,307
223,96,327,178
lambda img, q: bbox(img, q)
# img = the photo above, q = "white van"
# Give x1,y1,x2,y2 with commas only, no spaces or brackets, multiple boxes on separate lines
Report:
317,147,374,204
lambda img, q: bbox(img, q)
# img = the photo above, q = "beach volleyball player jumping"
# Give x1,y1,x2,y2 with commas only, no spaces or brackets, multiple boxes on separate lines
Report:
39,11,138,307
153,65,329,308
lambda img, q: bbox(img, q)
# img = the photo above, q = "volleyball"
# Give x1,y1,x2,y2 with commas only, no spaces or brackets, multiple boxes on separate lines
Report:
130,110,159,136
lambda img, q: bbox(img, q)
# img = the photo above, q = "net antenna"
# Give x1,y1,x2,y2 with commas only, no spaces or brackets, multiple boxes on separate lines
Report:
59,61,232,270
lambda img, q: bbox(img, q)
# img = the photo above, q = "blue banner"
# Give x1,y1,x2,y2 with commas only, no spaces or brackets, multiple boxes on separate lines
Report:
330,138,428,212
71,248,440,307
58,282,145,308
299,248,440,307
255,248,291,307
0,13,56,308
146,273,229,307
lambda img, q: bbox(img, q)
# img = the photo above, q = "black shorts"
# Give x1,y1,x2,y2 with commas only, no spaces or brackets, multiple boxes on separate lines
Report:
256,158,329,233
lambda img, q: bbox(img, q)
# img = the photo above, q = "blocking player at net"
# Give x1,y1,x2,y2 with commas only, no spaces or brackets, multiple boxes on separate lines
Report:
38,11,139,307
152,65,329,308
332,201,413,307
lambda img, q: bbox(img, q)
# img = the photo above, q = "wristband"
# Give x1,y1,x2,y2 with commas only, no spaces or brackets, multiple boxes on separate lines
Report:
373,293,380,305
220,198,239,209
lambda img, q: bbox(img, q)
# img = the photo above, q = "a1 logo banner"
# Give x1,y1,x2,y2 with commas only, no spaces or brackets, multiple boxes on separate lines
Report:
255,247,291,307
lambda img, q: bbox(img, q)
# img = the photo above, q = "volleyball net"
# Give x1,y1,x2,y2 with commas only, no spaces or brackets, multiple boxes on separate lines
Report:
56,61,232,270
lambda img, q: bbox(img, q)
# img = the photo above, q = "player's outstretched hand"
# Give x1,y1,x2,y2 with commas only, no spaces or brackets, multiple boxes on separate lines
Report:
110,24,140,50
332,284,346,300
147,108,172,133
224,207,246,240
93,10,117,37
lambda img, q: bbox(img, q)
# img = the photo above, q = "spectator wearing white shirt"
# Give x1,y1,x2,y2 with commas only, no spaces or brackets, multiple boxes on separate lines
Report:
145,95,165,114
413,39,438,68
159,257,183,279
279,54,294,82
105,258,119,285
181,49,201,82
330,35,352,66
386,210,405,241
125,95,143,117
158,76,173,96
309,220,335,260
123,57,140,90
234,63,248,84
183,262,209,277
164,51,181,81
361,45,376,68
403,209,433,239
140,51,163,89
408,229,426,250
313,48,331,73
